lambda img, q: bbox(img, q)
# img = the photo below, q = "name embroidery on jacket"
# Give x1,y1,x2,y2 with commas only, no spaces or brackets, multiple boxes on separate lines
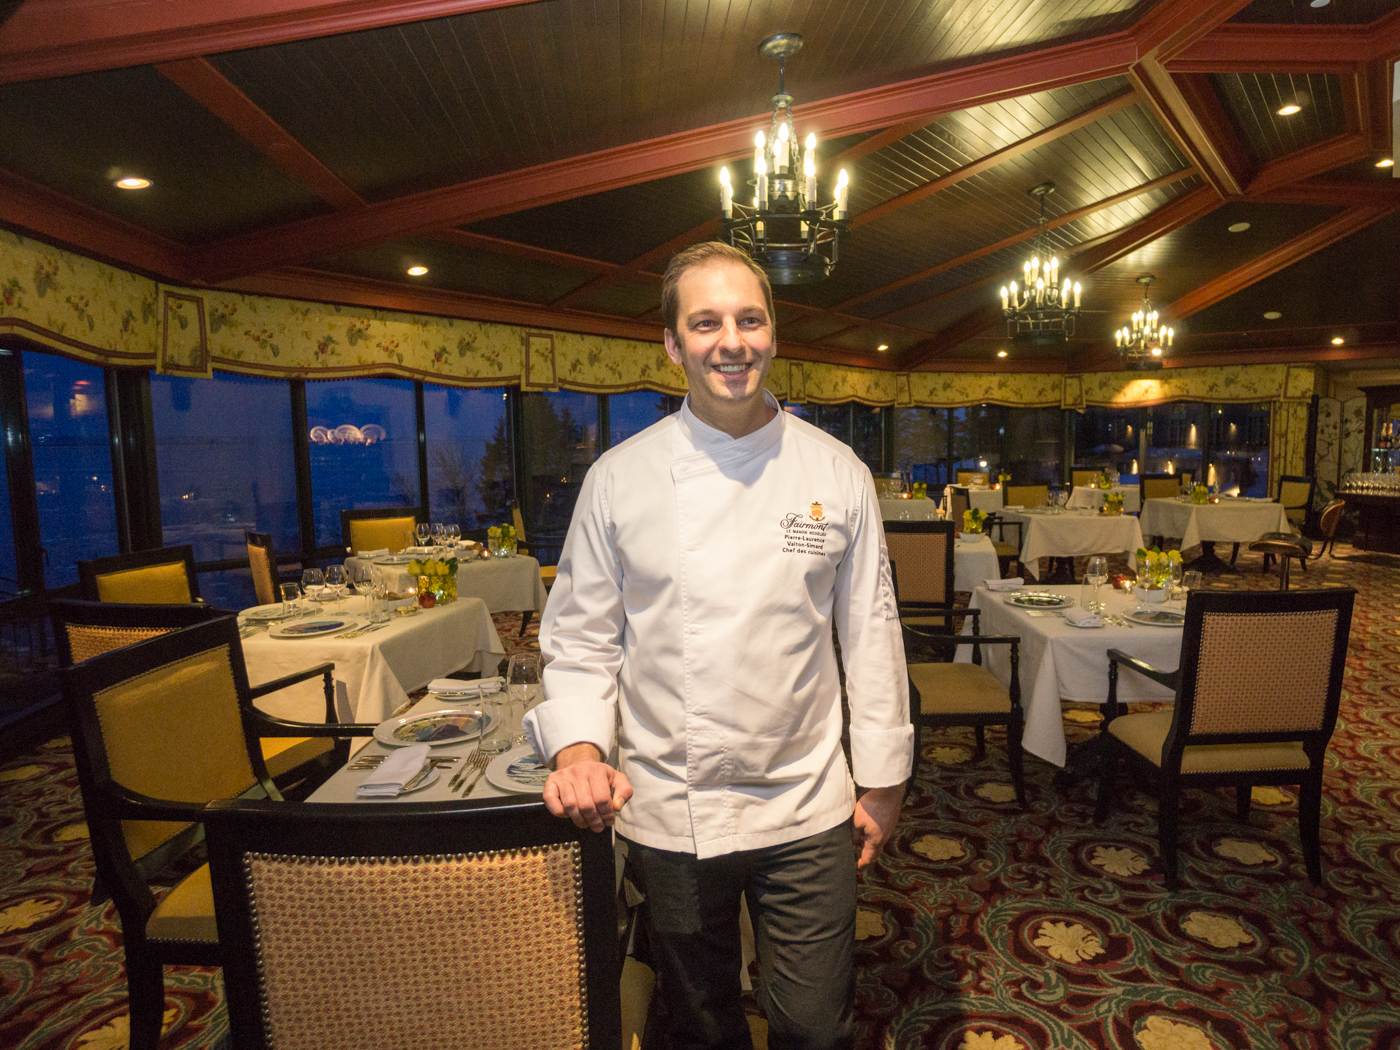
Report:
779,505,830,556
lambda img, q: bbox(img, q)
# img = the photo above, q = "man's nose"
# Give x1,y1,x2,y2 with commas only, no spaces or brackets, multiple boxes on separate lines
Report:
717,317,744,349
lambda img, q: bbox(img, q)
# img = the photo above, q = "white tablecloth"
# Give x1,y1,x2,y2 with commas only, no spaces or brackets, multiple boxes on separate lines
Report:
241,596,506,726
998,508,1144,580
345,553,547,613
958,584,1182,767
1138,499,1293,552
879,498,941,521
1067,485,1140,514
953,535,1001,592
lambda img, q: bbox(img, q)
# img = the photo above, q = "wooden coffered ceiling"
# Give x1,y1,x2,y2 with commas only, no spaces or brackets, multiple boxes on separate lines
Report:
1,0,1398,375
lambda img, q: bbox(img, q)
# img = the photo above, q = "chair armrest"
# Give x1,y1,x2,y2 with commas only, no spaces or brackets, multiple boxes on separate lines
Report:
904,631,1019,649
248,662,335,700
106,786,210,822
245,709,378,738
1106,648,1179,689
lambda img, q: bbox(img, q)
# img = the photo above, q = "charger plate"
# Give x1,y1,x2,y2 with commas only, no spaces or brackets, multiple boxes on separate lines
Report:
373,709,495,747
1005,591,1073,610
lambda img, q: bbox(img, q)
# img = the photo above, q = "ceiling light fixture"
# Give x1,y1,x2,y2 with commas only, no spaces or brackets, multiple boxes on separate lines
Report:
876,344,889,352
998,182,1081,346
1115,274,1172,371
113,176,150,190
406,265,428,276
1378,158,1395,168
1309,0,1331,7
1331,336,1344,345
1277,103,1302,116
718,34,848,285
1227,221,1251,233
1263,311,1282,320
997,350,1008,358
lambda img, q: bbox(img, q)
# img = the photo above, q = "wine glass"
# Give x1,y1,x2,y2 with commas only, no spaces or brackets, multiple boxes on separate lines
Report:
1083,555,1108,614
324,564,347,603
507,653,542,748
446,523,460,544
415,522,431,547
1181,570,1202,607
301,567,324,603
430,522,445,546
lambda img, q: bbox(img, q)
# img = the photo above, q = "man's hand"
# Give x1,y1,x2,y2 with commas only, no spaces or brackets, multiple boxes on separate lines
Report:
542,742,634,833
852,784,905,869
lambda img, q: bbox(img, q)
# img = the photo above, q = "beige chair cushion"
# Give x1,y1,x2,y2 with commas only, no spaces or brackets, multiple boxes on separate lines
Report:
261,735,335,779
248,540,278,606
1108,710,1312,773
146,863,218,943
1142,478,1180,501
95,562,192,604
348,516,417,554
909,662,1011,715
1004,485,1047,509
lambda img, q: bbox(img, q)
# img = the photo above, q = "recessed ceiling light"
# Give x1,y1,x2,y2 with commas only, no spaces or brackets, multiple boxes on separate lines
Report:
1309,0,1331,7
1331,336,1344,345
113,176,150,190
1263,311,1282,320
1378,158,1395,168
877,344,889,352
406,265,428,276
996,350,1008,358
1227,221,1251,233
1277,103,1302,116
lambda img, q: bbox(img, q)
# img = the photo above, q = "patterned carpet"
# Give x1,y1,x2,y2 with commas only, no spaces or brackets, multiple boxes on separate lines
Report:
3,565,1400,1049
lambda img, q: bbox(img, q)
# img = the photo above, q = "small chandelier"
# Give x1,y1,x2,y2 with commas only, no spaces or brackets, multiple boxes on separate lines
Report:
1116,274,1173,370
999,182,1081,345
718,33,849,285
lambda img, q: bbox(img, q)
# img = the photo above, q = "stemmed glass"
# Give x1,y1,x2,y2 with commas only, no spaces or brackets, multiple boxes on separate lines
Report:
415,522,431,547
350,563,374,612
430,522,446,546
507,653,542,748
1083,555,1108,614
446,523,460,544
324,564,347,603
1180,570,1202,607
1048,485,1061,513
301,567,324,604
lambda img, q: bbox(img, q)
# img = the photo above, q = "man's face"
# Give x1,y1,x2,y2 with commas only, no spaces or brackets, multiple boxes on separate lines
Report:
663,261,776,429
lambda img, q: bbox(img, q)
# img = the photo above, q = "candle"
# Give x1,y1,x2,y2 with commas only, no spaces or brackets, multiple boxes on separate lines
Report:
1049,256,1058,287
1167,327,1174,347
835,169,848,218
1036,277,1044,304
719,167,732,218
1073,282,1081,308
1009,280,1017,306
803,153,816,207
754,131,765,174
775,122,789,173
1000,286,1009,310
756,157,768,209
1116,330,1123,347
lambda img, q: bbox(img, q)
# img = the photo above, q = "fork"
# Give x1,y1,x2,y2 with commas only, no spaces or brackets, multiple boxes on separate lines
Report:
457,750,491,796
448,748,480,791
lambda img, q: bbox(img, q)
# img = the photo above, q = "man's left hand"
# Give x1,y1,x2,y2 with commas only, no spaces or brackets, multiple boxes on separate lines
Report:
852,784,906,869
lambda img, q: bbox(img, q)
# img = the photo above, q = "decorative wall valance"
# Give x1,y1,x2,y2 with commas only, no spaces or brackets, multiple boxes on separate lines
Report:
1,230,1315,410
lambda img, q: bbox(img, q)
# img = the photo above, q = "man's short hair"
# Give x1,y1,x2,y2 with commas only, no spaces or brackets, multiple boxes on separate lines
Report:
661,242,776,342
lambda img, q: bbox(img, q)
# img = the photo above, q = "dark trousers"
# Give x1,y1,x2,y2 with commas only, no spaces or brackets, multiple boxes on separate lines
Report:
625,821,856,1050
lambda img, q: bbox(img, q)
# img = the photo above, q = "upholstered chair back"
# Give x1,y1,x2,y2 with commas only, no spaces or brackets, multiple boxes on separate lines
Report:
94,562,193,604
347,515,416,554
1140,475,1180,501
947,485,970,522
1071,470,1098,488
1278,476,1315,528
1003,485,1048,509
885,527,951,606
245,532,279,606
956,471,988,486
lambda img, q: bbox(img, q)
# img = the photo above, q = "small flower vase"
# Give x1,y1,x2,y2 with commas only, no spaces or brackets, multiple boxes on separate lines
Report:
419,573,457,603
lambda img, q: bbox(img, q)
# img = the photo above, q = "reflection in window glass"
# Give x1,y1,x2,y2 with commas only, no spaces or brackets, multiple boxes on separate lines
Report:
425,386,513,532
952,405,1002,479
307,379,418,547
1004,408,1062,485
24,352,117,588
522,392,598,564
1145,402,1204,484
782,402,815,424
1209,403,1270,497
0,445,15,595
813,403,851,445
152,373,297,563
608,391,682,447
895,408,948,487
197,566,260,611
1075,407,1138,482
851,405,883,474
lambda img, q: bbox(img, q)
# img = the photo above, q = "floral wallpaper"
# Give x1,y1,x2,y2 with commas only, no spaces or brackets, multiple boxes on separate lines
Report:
1315,397,1341,493
1339,397,1367,478
905,371,1064,408
1080,364,1310,406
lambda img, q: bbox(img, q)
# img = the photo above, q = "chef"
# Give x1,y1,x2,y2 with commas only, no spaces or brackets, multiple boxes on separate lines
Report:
523,241,912,1050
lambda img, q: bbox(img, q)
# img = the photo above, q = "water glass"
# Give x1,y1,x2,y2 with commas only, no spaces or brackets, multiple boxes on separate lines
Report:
1082,555,1108,614
368,579,391,623
478,681,512,755
280,583,300,617
1181,570,1203,605
324,564,347,602
507,653,542,747
301,567,324,602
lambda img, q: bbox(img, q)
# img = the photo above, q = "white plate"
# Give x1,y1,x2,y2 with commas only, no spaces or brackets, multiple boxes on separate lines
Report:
1061,617,1104,629
359,767,439,798
1126,609,1186,628
373,709,494,748
374,554,414,565
485,744,549,794
1005,591,1073,610
268,618,359,639
242,604,293,622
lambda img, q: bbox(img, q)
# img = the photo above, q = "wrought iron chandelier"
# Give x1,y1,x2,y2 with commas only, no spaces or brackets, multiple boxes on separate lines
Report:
999,182,1082,345
1116,274,1173,370
718,34,849,285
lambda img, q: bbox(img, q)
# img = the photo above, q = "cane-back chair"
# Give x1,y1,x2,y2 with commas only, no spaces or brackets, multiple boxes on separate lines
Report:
946,485,970,524
244,531,301,608
204,796,621,1050
76,545,200,604
1095,587,1355,890
340,505,425,555
1313,499,1346,560
884,521,959,629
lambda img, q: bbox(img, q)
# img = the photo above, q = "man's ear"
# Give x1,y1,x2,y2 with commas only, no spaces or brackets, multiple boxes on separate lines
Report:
663,327,683,367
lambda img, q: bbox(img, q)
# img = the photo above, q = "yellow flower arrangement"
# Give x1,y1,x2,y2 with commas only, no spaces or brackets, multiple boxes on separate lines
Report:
1134,546,1182,589
962,508,987,533
1101,492,1124,515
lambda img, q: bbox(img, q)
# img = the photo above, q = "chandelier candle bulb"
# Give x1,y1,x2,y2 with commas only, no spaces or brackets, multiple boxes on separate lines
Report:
1036,278,1044,304
1049,256,1058,286
1001,286,1009,310
756,157,768,209
775,122,789,173
719,168,733,218
835,169,848,218
754,131,765,172
1073,282,1081,308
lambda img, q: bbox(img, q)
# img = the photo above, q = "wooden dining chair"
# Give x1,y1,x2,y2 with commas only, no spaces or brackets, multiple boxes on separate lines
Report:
340,505,426,555
1071,469,1099,489
956,470,989,486
76,545,200,604
1003,484,1048,509
884,521,959,628
204,795,621,1050
946,484,970,524
1313,499,1347,560
244,530,300,607
1095,587,1355,890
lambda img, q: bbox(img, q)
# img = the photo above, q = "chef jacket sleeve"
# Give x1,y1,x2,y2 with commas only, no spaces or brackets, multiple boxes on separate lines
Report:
833,465,914,788
522,465,624,766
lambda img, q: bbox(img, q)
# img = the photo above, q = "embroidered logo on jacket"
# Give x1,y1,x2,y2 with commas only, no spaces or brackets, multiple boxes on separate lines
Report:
779,508,830,556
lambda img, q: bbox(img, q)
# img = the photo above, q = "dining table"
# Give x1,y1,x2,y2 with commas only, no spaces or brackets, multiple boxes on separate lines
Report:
997,507,1144,580
938,486,1005,517
345,548,547,615
1066,485,1141,514
957,582,1183,768
240,595,506,726
1137,497,1293,573
952,533,1001,592
879,497,941,521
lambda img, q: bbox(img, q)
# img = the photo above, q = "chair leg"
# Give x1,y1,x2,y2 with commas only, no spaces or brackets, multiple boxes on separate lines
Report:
125,952,167,1050
519,610,534,636
1159,780,1181,891
1230,542,1240,567
1299,771,1324,885
1297,553,1308,574
1007,716,1026,809
1278,557,1291,592
973,724,986,756
1236,785,1251,820
1093,750,1115,825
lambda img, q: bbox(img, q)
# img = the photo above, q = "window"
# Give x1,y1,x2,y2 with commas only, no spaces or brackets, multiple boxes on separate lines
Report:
521,391,598,563
306,379,417,548
24,353,117,589
152,372,297,563
608,391,681,447
895,408,949,487
851,405,884,474
1004,408,1062,484
1075,407,1138,481
1208,403,1270,497
1145,402,1204,483
424,385,513,532
952,405,1002,479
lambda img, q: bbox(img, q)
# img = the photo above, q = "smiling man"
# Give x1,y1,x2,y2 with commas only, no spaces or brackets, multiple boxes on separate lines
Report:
524,241,912,1050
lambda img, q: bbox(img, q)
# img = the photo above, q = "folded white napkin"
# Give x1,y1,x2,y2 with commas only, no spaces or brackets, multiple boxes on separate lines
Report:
357,549,389,558
357,743,430,797
426,676,503,697
984,578,1023,592
1005,505,1025,511
1062,606,1104,627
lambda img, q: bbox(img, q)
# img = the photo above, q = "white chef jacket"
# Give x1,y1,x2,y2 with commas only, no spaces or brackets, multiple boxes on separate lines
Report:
523,392,912,860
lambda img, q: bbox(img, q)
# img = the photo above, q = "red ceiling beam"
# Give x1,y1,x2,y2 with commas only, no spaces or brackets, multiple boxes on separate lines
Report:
1128,58,1247,197
1250,181,1400,208
1165,204,1397,320
0,0,542,85
1363,58,1394,152
1168,25,1373,71
1132,0,1256,63
426,229,618,275
850,90,1139,231
154,57,364,213
0,170,190,280
1244,132,1372,197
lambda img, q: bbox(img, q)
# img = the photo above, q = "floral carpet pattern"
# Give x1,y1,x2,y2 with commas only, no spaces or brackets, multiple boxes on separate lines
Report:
3,563,1400,1049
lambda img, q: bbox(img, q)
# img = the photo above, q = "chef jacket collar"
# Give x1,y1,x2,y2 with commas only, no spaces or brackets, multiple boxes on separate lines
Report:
678,389,785,454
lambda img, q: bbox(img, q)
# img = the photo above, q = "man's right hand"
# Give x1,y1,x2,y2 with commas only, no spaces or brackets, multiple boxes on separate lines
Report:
542,742,633,832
